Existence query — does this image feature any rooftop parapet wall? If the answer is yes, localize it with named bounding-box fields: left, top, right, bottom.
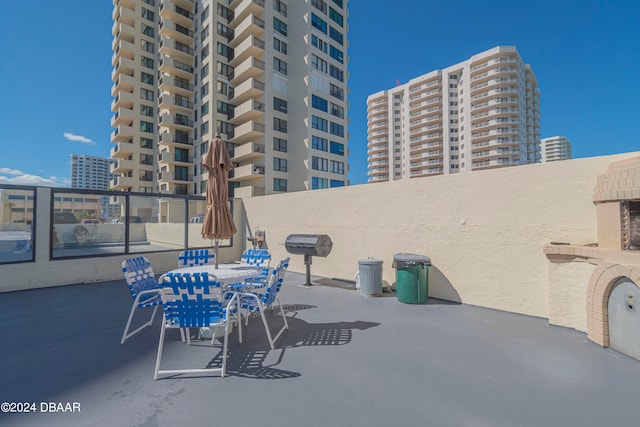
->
left=243, top=152, right=640, bottom=321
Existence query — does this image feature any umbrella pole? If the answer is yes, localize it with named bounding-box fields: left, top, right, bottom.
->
left=214, top=239, right=219, bottom=269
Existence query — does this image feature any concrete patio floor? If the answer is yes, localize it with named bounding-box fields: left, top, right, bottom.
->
left=1, top=272, right=640, bottom=427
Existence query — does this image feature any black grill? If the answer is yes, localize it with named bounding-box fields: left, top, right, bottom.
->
left=284, top=234, right=333, bottom=286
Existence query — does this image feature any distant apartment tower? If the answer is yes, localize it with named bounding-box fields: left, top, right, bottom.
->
left=110, top=0, right=349, bottom=198
left=70, top=154, right=120, bottom=220
left=70, top=154, right=117, bottom=190
left=367, top=46, right=540, bottom=182
left=541, top=136, right=572, bottom=162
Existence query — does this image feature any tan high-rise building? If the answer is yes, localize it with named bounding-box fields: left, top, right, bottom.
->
left=110, top=0, right=349, bottom=197
left=367, top=46, right=540, bottom=183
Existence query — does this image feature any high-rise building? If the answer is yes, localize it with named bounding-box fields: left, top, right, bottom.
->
left=541, top=136, right=572, bottom=162
left=70, top=154, right=117, bottom=190
left=367, top=46, right=540, bottom=183
left=70, top=154, right=120, bottom=220
left=110, top=0, right=349, bottom=198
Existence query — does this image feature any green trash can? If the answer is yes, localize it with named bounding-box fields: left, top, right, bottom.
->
left=393, top=253, right=431, bottom=304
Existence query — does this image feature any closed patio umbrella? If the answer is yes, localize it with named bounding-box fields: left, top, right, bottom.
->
left=202, top=133, right=237, bottom=268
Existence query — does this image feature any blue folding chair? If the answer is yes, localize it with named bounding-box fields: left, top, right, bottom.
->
left=240, top=257, right=290, bottom=349
left=121, top=257, right=162, bottom=344
left=154, top=272, right=238, bottom=379
left=238, top=248, right=271, bottom=290
left=177, top=249, right=215, bottom=268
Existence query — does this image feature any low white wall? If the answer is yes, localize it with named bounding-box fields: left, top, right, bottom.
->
left=243, top=152, right=640, bottom=321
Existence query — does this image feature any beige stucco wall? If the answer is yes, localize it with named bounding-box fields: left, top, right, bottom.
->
left=243, top=152, right=640, bottom=322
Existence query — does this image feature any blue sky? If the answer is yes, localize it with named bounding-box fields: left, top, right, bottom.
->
left=0, top=0, right=638, bottom=187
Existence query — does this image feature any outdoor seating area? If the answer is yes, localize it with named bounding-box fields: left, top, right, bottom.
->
left=2, top=270, right=640, bottom=427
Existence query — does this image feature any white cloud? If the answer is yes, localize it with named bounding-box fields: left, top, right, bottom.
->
left=0, top=171, right=66, bottom=187
left=0, top=168, right=23, bottom=175
left=63, top=132, right=96, bottom=146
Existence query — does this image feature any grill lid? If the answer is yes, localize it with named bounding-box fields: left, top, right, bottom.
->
left=285, top=234, right=333, bottom=257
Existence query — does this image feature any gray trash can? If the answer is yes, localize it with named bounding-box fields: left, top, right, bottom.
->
left=358, top=258, right=383, bottom=296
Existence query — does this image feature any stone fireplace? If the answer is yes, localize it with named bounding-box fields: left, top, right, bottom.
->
left=545, top=156, right=640, bottom=359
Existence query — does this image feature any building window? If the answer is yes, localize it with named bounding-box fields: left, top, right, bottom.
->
left=274, top=178, right=287, bottom=192
left=201, top=121, right=209, bottom=135
left=274, top=117, right=288, bottom=133
left=201, top=63, right=209, bottom=78
left=141, top=56, right=154, bottom=69
left=140, top=104, right=154, bottom=117
left=312, top=95, right=328, bottom=112
left=201, top=102, right=209, bottom=115
left=274, top=57, right=287, bottom=75
left=273, top=137, right=287, bottom=152
left=140, top=153, right=153, bottom=165
left=140, top=137, right=153, bottom=149
left=330, top=160, right=344, bottom=174
left=273, top=37, right=287, bottom=54
left=311, top=35, right=327, bottom=53
left=201, top=25, right=210, bottom=40
left=274, top=97, right=288, bottom=113
left=140, top=170, right=153, bottom=181
left=329, top=45, right=343, bottom=64
left=329, top=26, right=343, bottom=45
left=312, top=177, right=328, bottom=189
left=273, top=157, right=288, bottom=172
left=330, top=103, right=344, bottom=119
left=329, top=65, right=343, bottom=82
left=141, top=8, right=154, bottom=22
left=330, top=122, right=344, bottom=137
left=312, top=115, right=328, bottom=132
left=330, top=83, right=344, bottom=100
left=217, top=61, right=233, bottom=78
left=329, top=7, right=343, bottom=27
left=312, top=136, right=328, bottom=151
left=140, top=88, right=154, bottom=101
left=274, top=17, right=287, bottom=36
left=330, top=179, right=344, bottom=187
left=312, top=156, right=328, bottom=171
left=330, top=141, right=344, bottom=155
left=217, top=42, right=233, bottom=61
left=140, top=121, right=153, bottom=133
left=175, top=166, right=189, bottom=181
left=141, top=40, right=154, bottom=53
left=140, top=72, right=154, bottom=85
left=274, top=0, right=287, bottom=16
left=311, top=0, right=327, bottom=14
left=311, top=54, right=327, bottom=73
left=201, top=83, right=209, bottom=97
left=311, top=13, right=327, bottom=34
left=331, top=0, right=343, bottom=8
left=201, top=44, right=210, bottom=60
left=141, top=23, right=154, bottom=37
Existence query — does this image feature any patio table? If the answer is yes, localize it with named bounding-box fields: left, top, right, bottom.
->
left=166, top=263, right=262, bottom=285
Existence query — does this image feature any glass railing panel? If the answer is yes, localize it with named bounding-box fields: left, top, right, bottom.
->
left=0, top=186, right=35, bottom=264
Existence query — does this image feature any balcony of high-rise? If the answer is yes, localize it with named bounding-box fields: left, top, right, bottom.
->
left=231, top=141, right=265, bottom=163
left=229, top=56, right=265, bottom=85
left=230, top=0, right=265, bottom=27
left=159, top=76, right=193, bottom=96
left=230, top=120, right=265, bottom=144
left=159, top=19, right=194, bottom=45
left=110, top=124, right=135, bottom=144
left=229, top=36, right=265, bottom=68
left=110, top=158, right=135, bottom=175
left=159, top=2, right=195, bottom=27
left=159, top=37, right=194, bottom=63
left=229, top=77, right=265, bottom=104
left=230, top=12, right=265, bottom=45
left=158, top=131, right=193, bottom=148
left=230, top=163, right=265, bottom=182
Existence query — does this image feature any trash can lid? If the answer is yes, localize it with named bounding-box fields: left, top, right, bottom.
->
left=393, top=253, right=431, bottom=266
left=358, top=257, right=383, bottom=265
